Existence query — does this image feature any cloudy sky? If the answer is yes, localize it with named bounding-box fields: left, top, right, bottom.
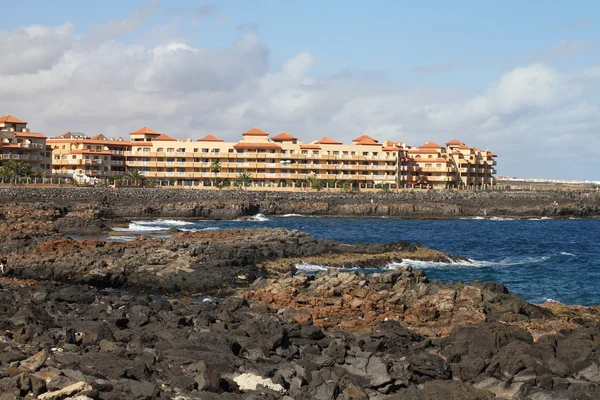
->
left=1, top=0, right=599, bottom=180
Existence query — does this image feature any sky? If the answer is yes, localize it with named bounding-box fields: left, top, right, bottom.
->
left=1, top=0, right=599, bottom=180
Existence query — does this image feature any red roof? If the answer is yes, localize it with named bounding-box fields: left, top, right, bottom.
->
left=243, top=127, right=269, bottom=136
left=383, top=147, right=401, bottom=152
left=300, top=144, right=321, bottom=150
left=0, top=115, right=26, bottom=124
left=487, top=152, right=497, bottom=157
left=458, top=144, right=471, bottom=150
left=445, top=138, right=462, bottom=146
left=356, top=137, right=382, bottom=146
left=131, top=127, right=160, bottom=135
left=352, top=134, right=378, bottom=143
left=233, top=142, right=281, bottom=149
left=419, top=141, right=443, bottom=149
left=15, top=132, right=47, bottom=139
left=408, top=149, right=439, bottom=154
left=152, top=133, right=177, bottom=141
left=197, top=134, right=224, bottom=142
left=316, top=136, right=343, bottom=145
left=90, top=133, right=108, bottom=140
left=271, top=132, right=298, bottom=141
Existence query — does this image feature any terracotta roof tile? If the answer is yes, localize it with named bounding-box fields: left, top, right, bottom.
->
left=356, top=137, right=382, bottom=146
left=352, top=134, right=378, bottom=143
left=15, top=132, right=47, bottom=139
left=233, top=142, right=281, bottom=149
left=271, top=132, right=298, bottom=141
left=0, top=115, right=27, bottom=124
left=445, top=138, right=462, bottom=146
left=243, top=127, right=269, bottom=136
left=315, top=136, right=343, bottom=145
left=131, top=127, right=160, bottom=135
left=197, top=134, right=224, bottom=142
left=419, top=141, right=443, bottom=149
left=152, top=133, right=178, bottom=141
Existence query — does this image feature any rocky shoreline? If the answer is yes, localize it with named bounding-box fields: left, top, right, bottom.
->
left=1, top=201, right=600, bottom=399
left=1, top=186, right=599, bottom=220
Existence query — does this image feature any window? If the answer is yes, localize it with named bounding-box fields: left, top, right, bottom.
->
left=363, top=152, right=368, bottom=156
left=202, top=148, right=209, bottom=152
left=157, top=148, right=164, bottom=152
left=425, top=163, right=432, bottom=168
left=193, top=148, right=199, bottom=152
left=167, top=148, right=174, bottom=152
left=436, top=164, right=442, bottom=167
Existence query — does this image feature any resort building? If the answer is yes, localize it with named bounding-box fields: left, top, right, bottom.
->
left=0, top=115, right=52, bottom=175
left=48, top=131, right=146, bottom=178
left=48, top=126, right=497, bottom=190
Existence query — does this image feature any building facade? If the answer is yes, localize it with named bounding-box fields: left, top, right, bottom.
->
left=0, top=115, right=52, bottom=175
left=49, top=131, right=147, bottom=178
left=48, top=126, right=496, bottom=189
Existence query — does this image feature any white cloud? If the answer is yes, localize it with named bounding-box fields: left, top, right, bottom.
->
left=0, top=9, right=598, bottom=180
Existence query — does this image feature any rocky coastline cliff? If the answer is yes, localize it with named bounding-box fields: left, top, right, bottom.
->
left=0, top=186, right=599, bottom=222
left=1, top=199, right=600, bottom=399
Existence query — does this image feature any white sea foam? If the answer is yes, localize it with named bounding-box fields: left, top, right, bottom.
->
left=559, top=251, right=576, bottom=257
left=489, top=216, right=515, bottom=221
left=386, top=258, right=486, bottom=270
left=179, top=227, right=220, bottom=232
left=280, top=214, right=305, bottom=217
left=244, top=213, right=270, bottom=221
left=113, top=223, right=170, bottom=232
left=389, top=254, right=551, bottom=270
left=529, top=217, right=552, bottom=220
left=106, top=236, right=137, bottom=242
left=135, top=219, right=195, bottom=226
left=544, top=298, right=560, bottom=303
left=295, top=262, right=329, bottom=272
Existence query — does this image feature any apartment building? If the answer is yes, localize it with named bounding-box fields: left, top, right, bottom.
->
left=0, top=115, right=51, bottom=175
left=45, top=124, right=496, bottom=189
left=48, top=131, right=146, bottom=178
left=123, top=127, right=496, bottom=189
left=406, top=139, right=497, bottom=188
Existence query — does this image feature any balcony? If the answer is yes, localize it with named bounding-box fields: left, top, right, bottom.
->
left=487, top=160, right=497, bottom=166
left=178, top=162, right=186, bottom=166
left=177, top=152, right=187, bottom=156
left=111, top=150, right=124, bottom=155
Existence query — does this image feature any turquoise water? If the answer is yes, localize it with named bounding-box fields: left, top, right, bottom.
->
left=108, top=215, right=600, bottom=306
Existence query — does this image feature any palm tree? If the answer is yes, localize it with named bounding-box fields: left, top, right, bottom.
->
left=123, top=168, right=145, bottom=186
left=305, top=175, right=323, bottom=191
left=0, top=160, right=37, bottom=183
left=210, top=160, right=221, bottom=187
left=235, top=173, right=252, bottom=189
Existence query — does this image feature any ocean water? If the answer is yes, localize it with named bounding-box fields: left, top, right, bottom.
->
left=106, top=215, right=600, bottom=306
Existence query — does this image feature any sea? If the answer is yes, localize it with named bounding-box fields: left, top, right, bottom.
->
left=97, top=215, right=600, bottom=306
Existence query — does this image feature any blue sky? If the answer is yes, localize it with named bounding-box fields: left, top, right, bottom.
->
left=1, top=0, right=599, bottom=179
